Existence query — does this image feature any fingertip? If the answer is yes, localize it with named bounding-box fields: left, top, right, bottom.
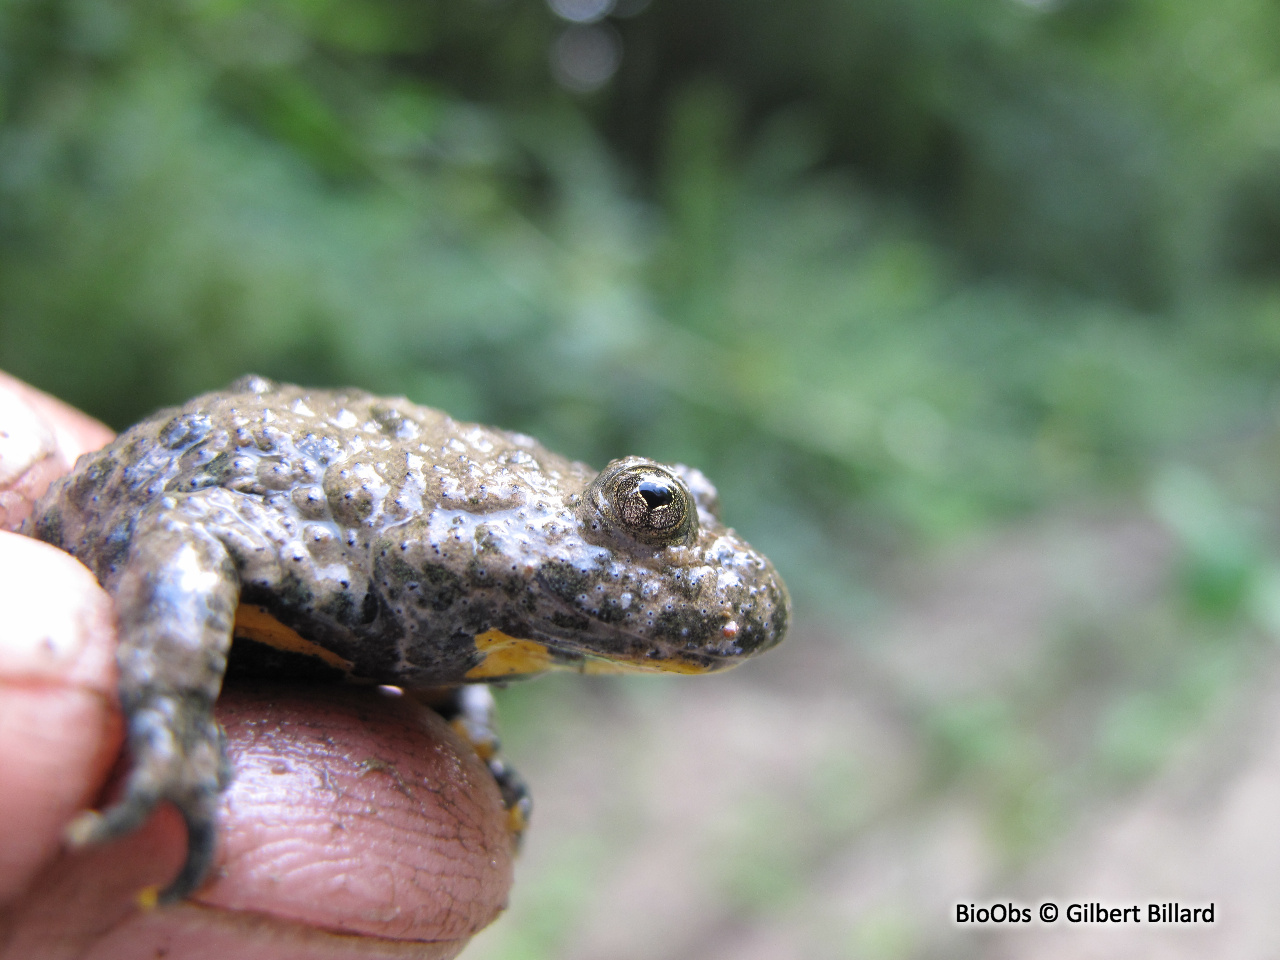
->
left=200, top=683, right=516, bottom=943
left=0, top=532, right=118, bottom=691
left=0, top=370, right=114, bottom=465
left=0, top=686, right=518, bottom=958
left=0, top=371, right=113, bottom=531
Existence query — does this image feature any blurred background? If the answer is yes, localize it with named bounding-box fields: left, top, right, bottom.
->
left=4, top=0, right=1280, bottom=955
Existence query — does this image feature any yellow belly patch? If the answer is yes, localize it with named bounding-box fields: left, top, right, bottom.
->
left=462, top=626, right=727, bottom=679
left=465, top=629, right=555, bottom=679
left=464, top=627, right=718, bottom=678
left=233, top=604, right=355, bottom=673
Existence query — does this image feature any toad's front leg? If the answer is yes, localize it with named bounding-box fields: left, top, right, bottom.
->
left=66, top=506, right=240, bottom=904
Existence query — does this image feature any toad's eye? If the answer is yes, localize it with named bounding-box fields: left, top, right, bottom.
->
left=584, top=460, right=696, bottom=547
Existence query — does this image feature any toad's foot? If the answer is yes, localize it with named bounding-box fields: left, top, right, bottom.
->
left=64, top=505, right=240, bottom=901
left=445, top=685, right=532, bottom=841
left=65, top=692, right=231, bottom=904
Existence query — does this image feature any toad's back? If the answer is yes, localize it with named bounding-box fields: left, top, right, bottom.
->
left=31, top=376, right=617, bottom=686
left=43, top=376, right=586, bottom=525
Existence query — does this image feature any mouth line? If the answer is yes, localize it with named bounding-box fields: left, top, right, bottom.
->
left=563, top=647, right=724, bottom=676
left=537, top=635, right=733, bottom=675
left=531, top=575, right=742, bottom=673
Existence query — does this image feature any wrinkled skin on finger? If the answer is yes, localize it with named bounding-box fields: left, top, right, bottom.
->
left=0, top=373, right=515, bottom=960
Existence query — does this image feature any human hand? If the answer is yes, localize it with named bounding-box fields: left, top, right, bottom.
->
left=0, top=373, right=514, bottom=960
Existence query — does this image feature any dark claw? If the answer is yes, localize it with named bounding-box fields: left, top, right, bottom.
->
left=159, top=810, right=220, bottom=904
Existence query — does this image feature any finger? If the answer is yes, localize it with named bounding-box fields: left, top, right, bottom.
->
left=0, top=532, right=122, bottom=903
left=206, top=683, right=515, bottom=941
left=0, top=371, right=114, bottom=464
left=0, top=371, right=114, bottom=531
left=0, top=683, right=515, bottom=960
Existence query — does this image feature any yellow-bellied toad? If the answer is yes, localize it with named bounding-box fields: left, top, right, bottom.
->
left=24, top=376, right=789, bottom=902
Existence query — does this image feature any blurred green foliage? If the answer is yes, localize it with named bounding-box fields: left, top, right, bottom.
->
left=5, top=0, right=1280, bottom=612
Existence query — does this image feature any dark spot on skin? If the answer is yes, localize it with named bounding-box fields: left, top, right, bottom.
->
left=360, top=589, right=380, bottom=624
left=419, top=568, right=465, bottom=611
left=320, top=587, right=359, bottom=624
left=68, top=459, right=113, bottom=510
left=159, top=414, right=213, bottom=451
left=186, top=451, right=237, bottom=491
left=381, top=555, right=464, bottom=612
left=594, top=599, right=628, bottom=625
left=467, top=559, right=498, bottom=590
left=652, top=606, right=720, bottom=646
left=248, top=573, right=315, bottom=611
left=100, top=516, right=136, bottom=572
left=550, top=610, right=591, bottom=632
left=537, top=560, right=596, bottom=605
left=32, top=505, right=62, bottom=546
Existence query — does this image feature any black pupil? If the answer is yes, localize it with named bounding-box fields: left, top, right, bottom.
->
left=637, top=479, right=674, bottom=510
